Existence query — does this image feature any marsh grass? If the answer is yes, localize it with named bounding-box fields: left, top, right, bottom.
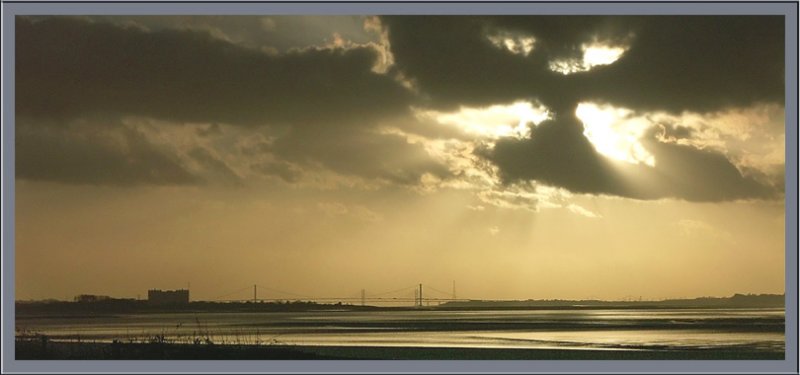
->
left=21, top=315, right=271, bottom=344
left=15, top=317, right=313, bottom=360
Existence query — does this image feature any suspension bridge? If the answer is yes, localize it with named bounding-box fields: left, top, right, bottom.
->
left=205, top=282, right=468, bottom=307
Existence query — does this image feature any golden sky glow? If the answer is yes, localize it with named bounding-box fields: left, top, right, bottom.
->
left=576, top=102, right=656, bottom=166
left=415, top=101, right=550, bottom=140
left=14, top=16, right=786, bottom=302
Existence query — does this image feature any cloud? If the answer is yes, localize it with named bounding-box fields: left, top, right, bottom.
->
left=196, top=123, right=223, bottom=137
left=649, top=104, right=786, bottom=183
left=259, top=17, right=277, bottom=32
left=15, top=118, right=198, bottom=186
left=252, top=160, right=303, bottom=183
left=486, top=29, right=536, bottom=57
left=567, top=204, right=602, bottom=219
left=482, top=108, right=780, bottom=202
left=351, top=205, right=384, bottom=222
left=269, top=127, right=452, bottom=186
left=581, top=17, right=784, bottom=113
left=16, top=17, right=449, bottom=187
left=413, top=101, right=550, bottom=140
left=481, top=111, right=631, bottom=197
left=381, top=16, right=783, bottom=114
left=380, top=16, right=557, bottom=110
left=16, top=17, right=411, bottom=127
left=63, top=15, right=380, bottom=56
left=318, top=202, right=349, bottom=216
left=378, top=16, right=784, bottom=202
left=14, top=16, right=785, bottom=205
left=475, top=182, right=564, bottom=212
left=633, top=131, right=780, bottom=201
left=187, top=147, right=243, bottom=186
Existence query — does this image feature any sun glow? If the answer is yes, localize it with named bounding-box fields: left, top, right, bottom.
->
left=416, top=101, right=550, bottom=140
left=575, top=103, right=655, bottom=167
left=583, top=43, right=626, bottom=66
left=549, top=42, right=628, bottom=75
left=486, top=31, right=536, bottom=56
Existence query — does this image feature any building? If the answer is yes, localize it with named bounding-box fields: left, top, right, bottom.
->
left=74, top=294, right=111, bottom=303
left=147, top=289, right=190, bottom=305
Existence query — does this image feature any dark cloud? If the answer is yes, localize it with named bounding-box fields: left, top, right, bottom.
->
left=15, top=17, right=439, bottom=187
left=383, top=16, right=784, bottom=201
left=380, top=16, right=552, bottom=110
left=80, top=15, right=377, bottom=53
left=15, top=16, right=784, bottom=202
left=487, top=16, right=635, bottom=58
left=16, top=16, right=411, bottom=127
left=581, top=16, right=784, bottom=113
left=381, top=16, right=783, bottom=113
left=380, top=16, right=647, bottom=113
left=481, top=112, right=630, bottom=196
left=15, top=119, right=198, bottom=186
left=484, top=110, right=781, bottom=201
left=635, top=132, right=779, bottom=201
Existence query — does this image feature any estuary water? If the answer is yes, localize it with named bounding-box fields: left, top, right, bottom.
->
left=16, top=308, right=784, bottom=353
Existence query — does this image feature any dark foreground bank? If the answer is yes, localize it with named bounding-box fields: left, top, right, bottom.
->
left=16, top=340, right=784, bottom=360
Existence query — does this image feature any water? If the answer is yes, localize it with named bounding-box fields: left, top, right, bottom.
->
left=16, top=308, right=784, bottom=352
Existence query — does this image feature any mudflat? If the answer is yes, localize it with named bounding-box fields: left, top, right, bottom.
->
left=15, top=340, right=785, bottom=360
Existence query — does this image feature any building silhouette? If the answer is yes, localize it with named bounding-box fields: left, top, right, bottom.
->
left=74, top=294, right=111, bottom=303
left=147, top=289, right=189, bottom=305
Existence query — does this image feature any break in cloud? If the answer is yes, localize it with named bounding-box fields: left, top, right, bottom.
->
left=381, top=16, right=783, bottom=112
left=15, top=15, right=785, bottom=207
left=381, top=15, right=784, bottom=202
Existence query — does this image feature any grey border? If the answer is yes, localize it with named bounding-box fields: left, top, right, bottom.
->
left=1, top=2, right=797, bottom=373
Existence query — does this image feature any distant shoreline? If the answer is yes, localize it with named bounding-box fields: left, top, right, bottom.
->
left=15, top=340, right=786, bottom=360
left=15, top=293, right=785, bottom=316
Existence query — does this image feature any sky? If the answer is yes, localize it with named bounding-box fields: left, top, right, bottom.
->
left=14, top=15, right=786, bottom=302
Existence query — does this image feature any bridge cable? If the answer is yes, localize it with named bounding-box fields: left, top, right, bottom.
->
left=365, top=285, right=418, bottom=297
left=255, top=284, right=314, bottom=299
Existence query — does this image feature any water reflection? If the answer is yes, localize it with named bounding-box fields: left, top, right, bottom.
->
left=16, top=308, right=784, bottom=352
